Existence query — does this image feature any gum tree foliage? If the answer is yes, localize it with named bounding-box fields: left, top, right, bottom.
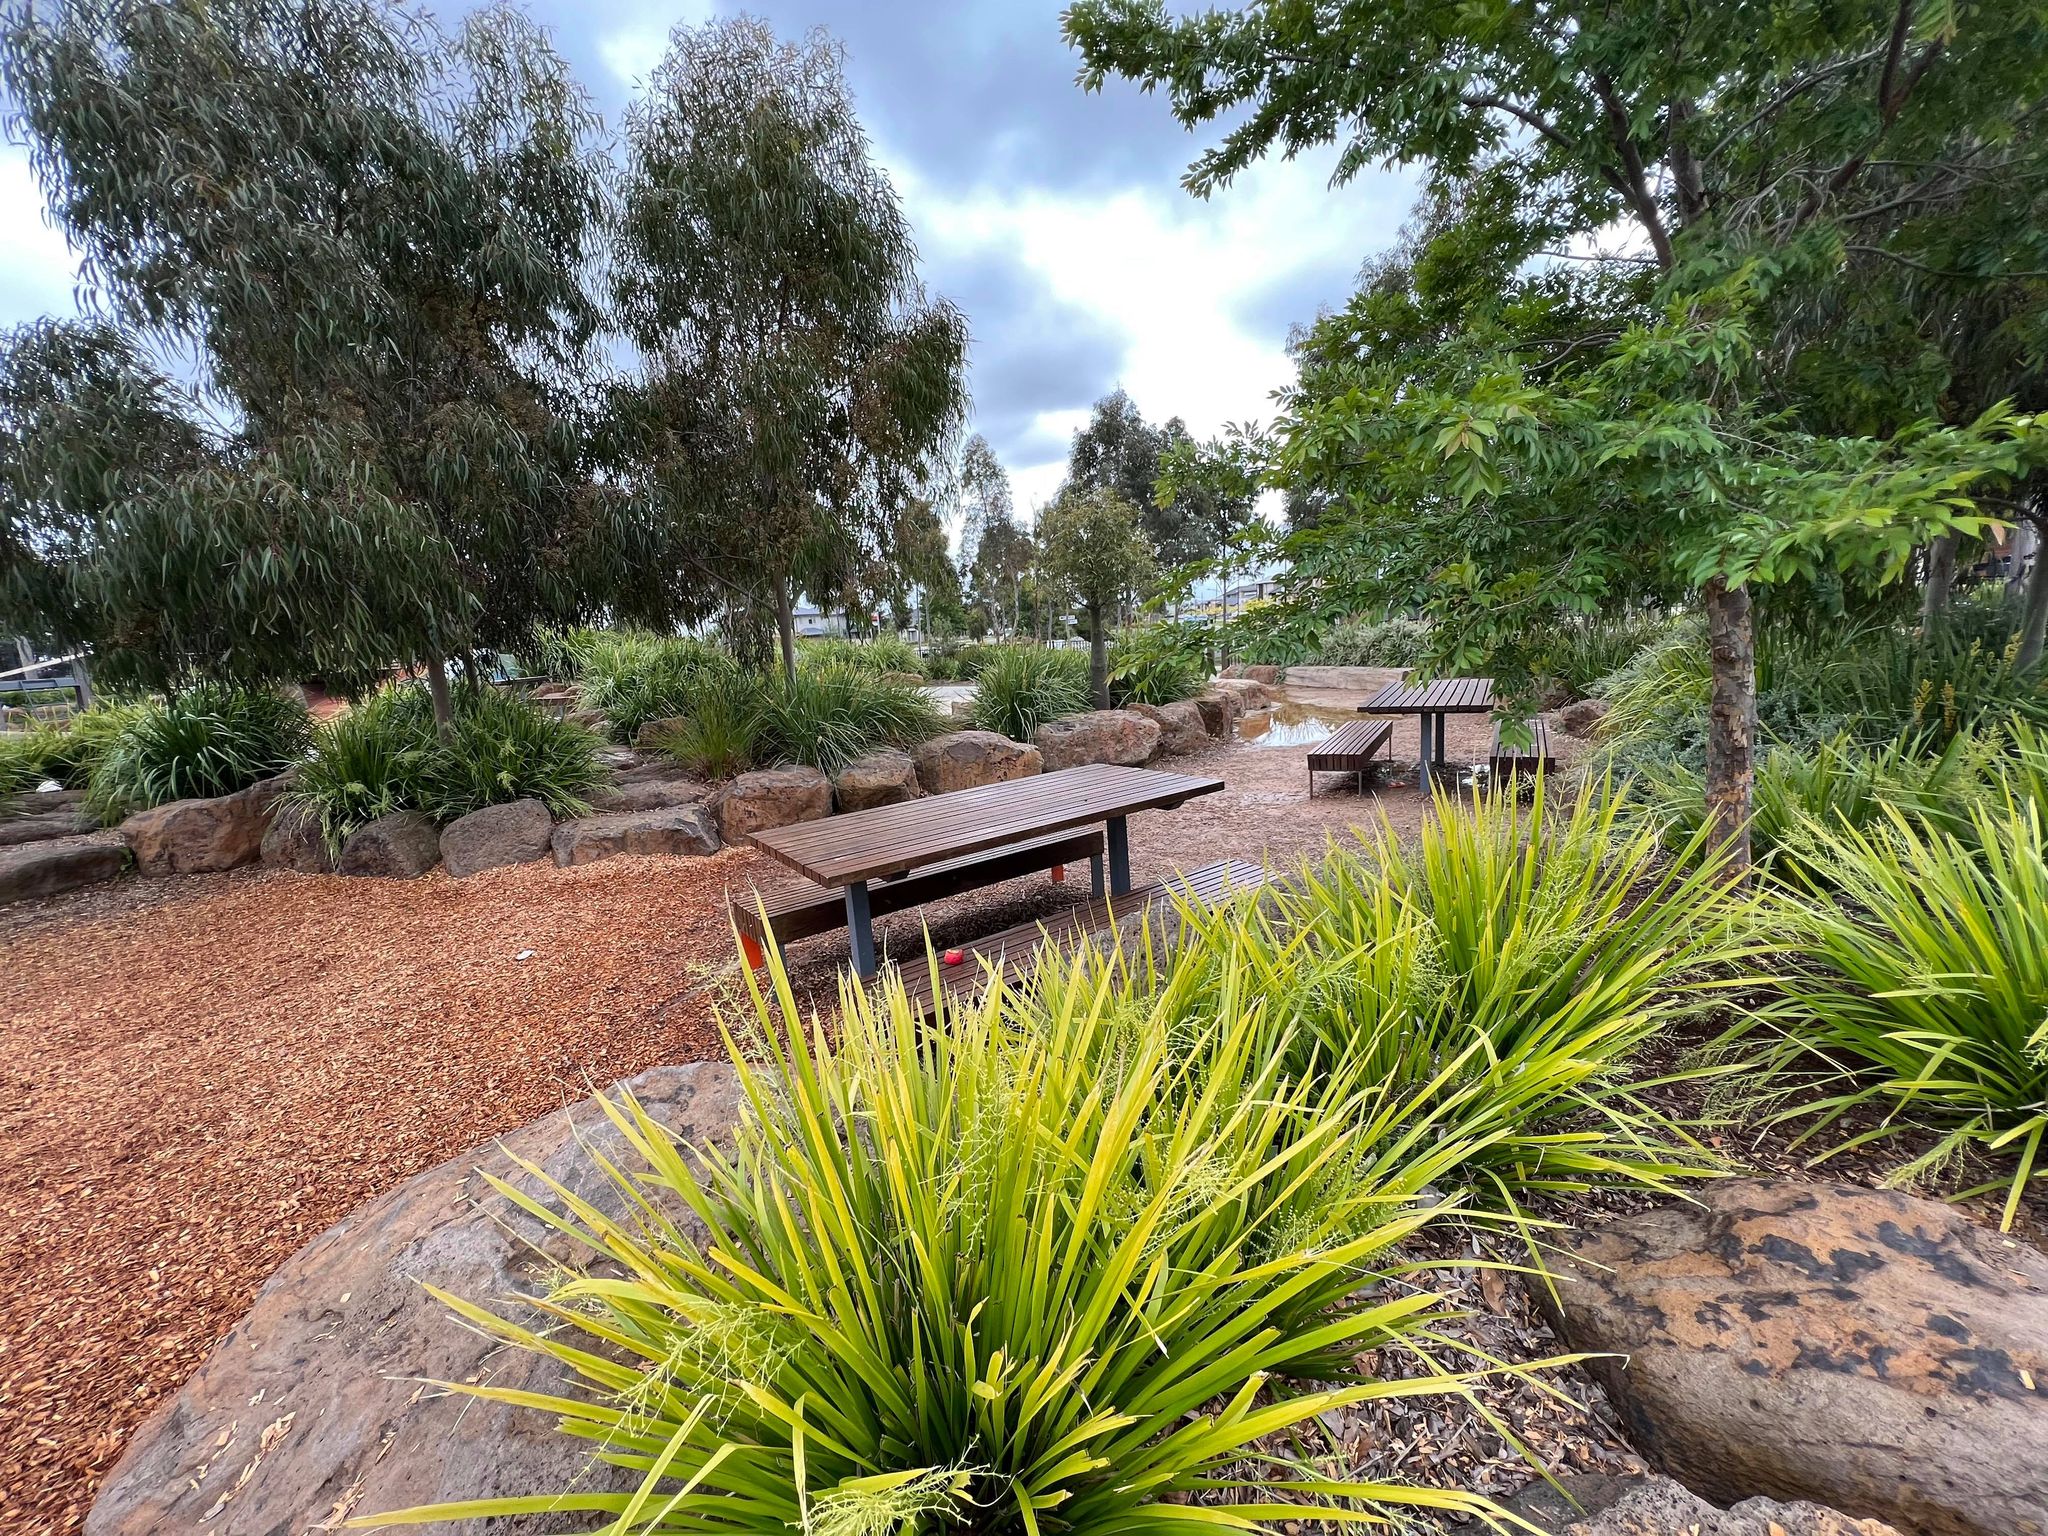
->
left=1066, top=388, right=1234, bottom=570
left=0, top=0, right=627, bottom=725
left=1038, top=486, right=1155, bottom=707
left=956, top=433, right=1032, bottom=636
left=1067, top=0, right=2048, bottom=869
left=609, top=18, right=969, bottom=681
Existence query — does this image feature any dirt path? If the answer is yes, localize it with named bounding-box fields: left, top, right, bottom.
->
left=0, top=689, right=1573, bottom=1532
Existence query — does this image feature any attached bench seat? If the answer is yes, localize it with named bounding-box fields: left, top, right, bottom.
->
left=1306, top=718, right=1393, bottom=795
left=1489, top=718, right=1556, bottom=777
left=731, top=826, right=1106, bottom=965
left=889, top=858, right=1269, bottom=1018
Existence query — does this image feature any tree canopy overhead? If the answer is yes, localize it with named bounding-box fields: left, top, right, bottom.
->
left=1070, top=0, right=2048, bottom=867
left=610, top=16, right=969, bottom=679
left=1, top=0, right=628, bottom=720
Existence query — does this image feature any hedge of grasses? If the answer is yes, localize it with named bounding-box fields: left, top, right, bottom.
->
left=968, top=646, right=1090, bottom=738
left=795, top=634, right=922, bottom=677
left=649, top=666, right=943, bottom=777
left=83, top=687, right=311, bottom=822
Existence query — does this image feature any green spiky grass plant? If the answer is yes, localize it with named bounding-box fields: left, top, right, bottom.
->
left=83, top=686, right=311, bottom=821
left=655, top=671, right=763, bottom=779
left=753, top=667, right=942, bottom=774
left=575, top=633, right=739, bottom=744
left=1012, top=777, right=1764, bottom=1215
left=796, top=635, right=922, bottom=677
left=969, top=645, right=1090, bottom=738
left=413, top=688, right=606, bottom=823
left=1756, top=796, right=2048, bottom=1230
left=283, top=687, right=433, bottom=853
left=359, top=947, right=1541, bottom=1534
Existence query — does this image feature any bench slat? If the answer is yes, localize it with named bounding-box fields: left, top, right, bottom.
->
left=1488, top=718, right=1555, bottom=775
left=732, top=827, right=1105, bottom=946
left=889, top=859, right=1269, bottom=1018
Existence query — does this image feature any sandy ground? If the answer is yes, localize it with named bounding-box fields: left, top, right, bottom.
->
left=0, top=684, right=1549, bottom=1533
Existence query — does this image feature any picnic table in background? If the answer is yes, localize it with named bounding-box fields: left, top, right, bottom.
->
left=1358, top=676, right=1495, bottom=776
left=748, top=761, right=1225, bottom=977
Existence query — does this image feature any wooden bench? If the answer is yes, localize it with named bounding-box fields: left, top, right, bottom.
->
left=1489, top=718, right=1556, bottom=777
left=889, top=858, right=1269, bottom=1018
left=1306, top=718, right=1393, bottom=795
left=732, top=827, right=1105, bottom=968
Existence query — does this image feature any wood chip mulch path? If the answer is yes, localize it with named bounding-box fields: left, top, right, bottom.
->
left=0, top=850, right=760, bottom=1536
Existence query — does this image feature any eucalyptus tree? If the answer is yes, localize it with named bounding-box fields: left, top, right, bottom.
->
left=1066, top=0, right=2048, bottom=868
left=1, top=0, right=624, bottom=725
left=956, top=433, right=1031, bottom=634
left=1038, top=486, right=1155, bottom=706
left=611, top=17, right=969, bottom=681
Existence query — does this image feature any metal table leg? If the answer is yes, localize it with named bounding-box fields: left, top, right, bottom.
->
left=1433, top=712, right=1450, bottom=772
left=1090, top=852, right=1105, bottom=898
left=844, top=880, right=877, bottom=978
left=1417, top=712, right=1436, bottom=770
left=1106, top=815, right=1132, bottom=896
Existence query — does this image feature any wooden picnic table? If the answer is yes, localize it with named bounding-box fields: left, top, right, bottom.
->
left=1358, top=676, right=1495, bottom=774
left=749, top=761, right=1225, bottom=976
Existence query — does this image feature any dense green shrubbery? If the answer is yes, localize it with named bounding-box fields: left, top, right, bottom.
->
left=644, top=665, right=942, bottom=777
left=796, top=634, right=922, bottom=677
left=286, top=685, right=603, bottom=852
left=83, top=686, right=311, bottom=822
left=1108, top=622, right=1209, bottom=706
left=969, top=645, right=1090, bottom=738
left=1532, top=613, right=1668, bottom=701
left=375, top=946, right=1524, bottom=1533
left=571, top=631, right=737, bottom=744
left=1755, top=796, right=2048, bottom=1230
left=1311, top=614, right=1431, bottom=667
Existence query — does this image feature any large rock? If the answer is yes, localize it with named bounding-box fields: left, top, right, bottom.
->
left=832, top=750, right=923, bottom=812
left=911, top=730, right=1042, bottom=795
left=633, top=715, right=688, bottom=750
left=335, top=811, right=442, bottom=878
left=438, top=799, right=553, bottom=878
left=1560, top=697, right=1611, bottom=738
left=86, top=1062, right=745, bottom=1536
left=0, top=806, right=98, bottom=846
left=1190, top=688, right=1244, bottom=740
left=259, top=803, right=334, bottom=874
left=591, top=769, right=709, bottom=813
left=550, top=804, right=721, bottom=865
left=1032, top=709, right=1163, bottom=772
left=715, top=765, right=833, bottom=844
left=1542, top=1180, right=2048, bottom=1536
left=0, top=836, right=126, bottom=903
left=1129, top=699, right=1210, bottom=755
left=1503, top=1474, right=1903, bottom=1535
left=1210, top=676, right=1275, bottom=711
left=120, top=776, right=288, bottom=876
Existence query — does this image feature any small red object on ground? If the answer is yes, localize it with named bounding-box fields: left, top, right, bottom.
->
left=942, top=948, right=965, bottom=966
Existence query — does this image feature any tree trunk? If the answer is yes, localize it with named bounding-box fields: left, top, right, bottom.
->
left=775, top=578, right=798, bottom=683
left=1702, top=576, right=1756, bottom=878
left=2019, top=521, right=2048, bottom=671
left=423, top=648, right=455, bottom=737
left=1086, top=599, right=1109, bottom=709
left=71, top=649, right=94, bottom=712
left=1921, top=534, right=1956, bottom=632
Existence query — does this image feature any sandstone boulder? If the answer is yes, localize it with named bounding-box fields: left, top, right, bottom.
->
left=120, top=776, right=289, bottom=876
left=438, top=799, right=553, bottom=878
left=633, top=715, right=688, bottom=749
left=1559, top=697, right=1611, bottom=738
left=1129, top=699, right=1210, bottom=755
left=0, top=836, right=126, bottom=903
left=1190, top=688, right=1243, bottom=740
left=550, top=804, right=721, bottom=865
left=590, top=772, right=709, bottom=813
left=1211, top=676, right=1275, bottom=711
left=259, top=804, right=334, bottom=874
left=1503, top=1474, right=1903, bottom=1535
left=911, top=730, right=1042, bottom=795
left=832, top=750, right=923, bottom=812
left=1542, top=1180, right=2048, bottom=1536
left=1033, top=709, right=1163, bottom=771
left=715, top=765, right=833, bottom=844
left=336, top=811, right=442, bottom=878
left=85, top=1062, right=744, bottom=1536
left=0, top=806, right=98, bottom=846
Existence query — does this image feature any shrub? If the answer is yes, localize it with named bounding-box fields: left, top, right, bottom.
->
left=969, top=646, right=1090, bottom=738
left=368, top=950, right=1513, bottom=1532
left=1756, top=798, right=2048, bottom=1230
left=753, top=666, right=941, bottom=774
left=574, top=632, right=737, bottom=744
left=84, top=686, right=311, bottom=822
left=1312, top=614, right=1431, bottom=667
left=0, top=730, right=52, bottom=796
left=1108, top=623, right=1208, bottom=706
left=413, top=688, right=605, bottom=823
left=797, top=634, right=922, bottom=677
left=1015, top=778, right=1759, bottom=1213
left=283, top=687, right=433, bottom=853
left=1532, top=613, right=1668, bottom=701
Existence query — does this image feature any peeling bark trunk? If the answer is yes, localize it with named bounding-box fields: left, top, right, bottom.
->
left=774, top=579, right=798, bottom=684
left=1702, top=576, right=1756, bottom=878
left=1921, top=533, right=1956, bottom=632
left=2019, top=524, right=2048, bottom=672
left=422, top=648, right=455, bottom=737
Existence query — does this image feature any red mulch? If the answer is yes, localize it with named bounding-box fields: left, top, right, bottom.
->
left=0, top=850, right=760, bottom=1535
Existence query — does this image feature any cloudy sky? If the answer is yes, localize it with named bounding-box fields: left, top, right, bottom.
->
left=0, top=0, right=1418, bottom=516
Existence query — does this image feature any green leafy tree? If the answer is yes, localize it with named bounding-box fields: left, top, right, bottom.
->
left=1067, top=0, right=2048, bottom=868
left=2, top=0, right=624, bottom=728
left=610, top=17, right=969, bottom=682
left=1067, top=389, right=1233, bottom=570
left=956, top=432, right=1032, bottom=635
left=1038, top=486, right=1155, bottom=706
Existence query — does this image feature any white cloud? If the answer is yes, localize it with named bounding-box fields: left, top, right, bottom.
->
left=0, top=148, right=86, bottom=325
left=596, top=0, right=714, bottom=91
left=893, top=145, right=1415, bottom=502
